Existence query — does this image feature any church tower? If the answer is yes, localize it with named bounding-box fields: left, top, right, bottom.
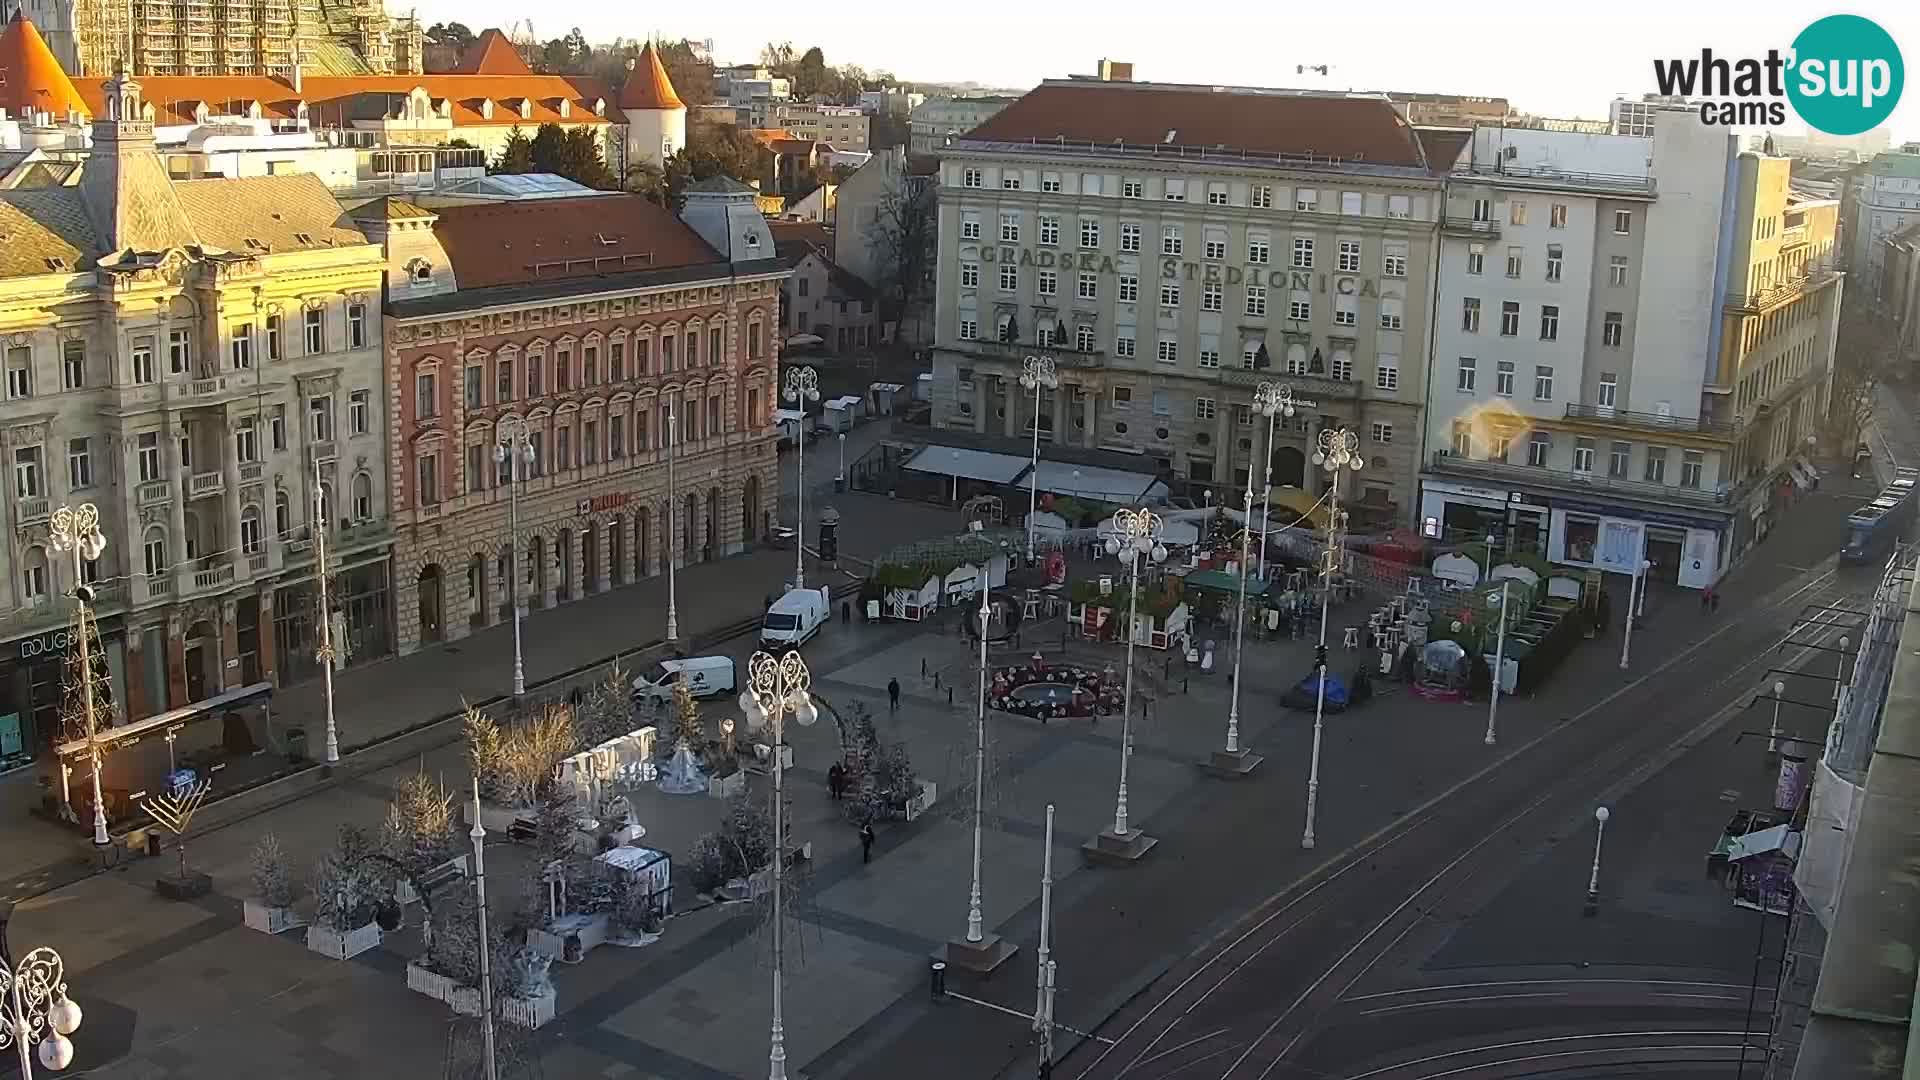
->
left=620, top=41, right=686, bottom=173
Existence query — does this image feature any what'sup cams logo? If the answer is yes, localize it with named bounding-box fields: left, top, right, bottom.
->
left=1651, top=14, right=1903, bottom=135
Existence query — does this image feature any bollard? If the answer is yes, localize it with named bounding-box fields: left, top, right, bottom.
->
left=1183, top=675, right=1190, bottom=694
left=922, top=657, right=928, bottom=677
left=930, top=961, right=948, bottom=999
left=934, top=672, right=941, bottom=690
left=948, top=686, right=954, bottom=705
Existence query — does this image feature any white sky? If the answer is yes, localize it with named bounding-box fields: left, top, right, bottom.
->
left=415, top=0, right=1920, bottom=144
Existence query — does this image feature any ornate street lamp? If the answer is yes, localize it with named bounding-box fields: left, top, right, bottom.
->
left=0, top=905, right=86, bottom=1075
left=48, top=504, right=109, bottom=846
left=1301, top=427, right=1361, bottom=850
left=1089, top=507, right=1166, bottom=862
left=1251, top=382, right=1309, bottom=578
left=1020, top=355, right=1058, bottom=564
left=783, top=368, right=821, bottom=590
left=494, top=420, right=537, bottom=697
left=1207, top=488, right=1264, bottom=777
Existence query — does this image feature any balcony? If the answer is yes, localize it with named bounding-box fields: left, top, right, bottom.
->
left=1724, top=267, right=1841, bottom=313
left=1780, top=223, right=1809, bottom=249
left=188, top=471, right=224, bottom=498
left=163, top=373, right=249, bottom=406
left=1561, top=403, right=1737, bottom=437
left=188, top=558, right=235, bottom=592
left=248, top=552, right=269, bottom=575
left=1216, top=368, right=1361, bottom=400
left=15, top=496, right=49, bottom=525
left=240, top=463, right=264, bottom=484
left=309, top=441, right=337, bottom=464
left=1441, top=216, right=1501, bottom=239
left=948, top=339, right=1105, bottom=370
left=146, top=573, right=174, bottom=599
left=1428, top=450, right=1735, bottom=510
left=137, top=480, right=172, bottom=507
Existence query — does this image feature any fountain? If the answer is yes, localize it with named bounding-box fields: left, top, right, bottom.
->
left=655, top=743, right=709, bottom=795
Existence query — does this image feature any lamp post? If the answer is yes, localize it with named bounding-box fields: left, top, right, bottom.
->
left=836, top=432, right=846, bottom=492
left=946, top=588, right=1015, bottom=970
left=1208, top=488, right=1263, bottom=776
left=0, top=905, right=86, bottom=1076
left=1021, top=355, right=1058, bottom=564
left=1484, top=580, right=1509, bottom=747
left=310, top=463, right=340, bottom=763
left=494, top=420, right=536, bottom=697
left=1768, top=680, right=1786, bottom=754
left=1583, top=805, right=1610, bottom=916
left=1251, top=382, right=1304, bottom=579
left=784, top=367, right=820, bottom=589
left=1092, top=507, right=1166, bottom=861
left=467, top=780, right=498, bottom=1080
left=1833, top=636, right=1850, bottom=702
left=1618, top=557, right=1650, bottom=671
left=1302, top=427, right=1362, bottom=851
left=48, top=504, right=109, bottom=847
left=1033, top=802, right=1057, bottom=1077
left=666, top=399, right=679, bottom=646
left=740, top=650, right=820, bottom=1080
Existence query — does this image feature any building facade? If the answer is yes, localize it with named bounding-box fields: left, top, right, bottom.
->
left=1845, top=148, right=1920, bottom=291
left=928, top=80, right=1444, bottom=520
left=1386, top=92, right=1510, bottom=128
left=1881, top=223, right=1920, bottom=358
left=0, top=67, right=391, bottom=767
left=3, top=0, right=423, bottom=78
left=747, top=100, right=868, bottom=151
left=908, top=96, right=1015, bottom=156
left=379, top=183, right=786, bottom=656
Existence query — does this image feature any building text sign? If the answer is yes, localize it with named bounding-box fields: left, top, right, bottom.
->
left=963, top=244, right=1381, bottom=295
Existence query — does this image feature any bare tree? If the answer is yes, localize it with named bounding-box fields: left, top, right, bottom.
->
left=866, top=170, right=937, bottom=337
left=1827, top=295, right=1900, bottom=457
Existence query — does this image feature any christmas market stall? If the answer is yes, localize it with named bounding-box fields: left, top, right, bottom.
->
left=865, top=532, right=1026, bottom=622
left=1066, top=577, right=1190, bottom=650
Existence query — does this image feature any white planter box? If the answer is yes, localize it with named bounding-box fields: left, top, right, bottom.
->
left=407, top=962, right=459, bottom=1004
left=708, top=770, right=745, bottom=799
left=243, top=900, right=302, bottom=935
left=448, top=985, right=483, bottom=1017
left=905, top=779, right=938, bottom=822
left=527, top=912, right=611, bottom=963
left=306, top=921, right=381, bottom=960
left=500, top=988, right=557, bottom=1030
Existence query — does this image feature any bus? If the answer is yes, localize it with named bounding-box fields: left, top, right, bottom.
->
left=1841, top=468, right=1920, bottom=564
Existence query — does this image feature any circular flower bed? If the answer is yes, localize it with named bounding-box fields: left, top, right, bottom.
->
left=988, top=658, right=1123, bottom=721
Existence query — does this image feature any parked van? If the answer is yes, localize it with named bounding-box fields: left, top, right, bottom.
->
left=632, top=656, right=736, bottom=704
left=761, top=587, right=831, bottom=650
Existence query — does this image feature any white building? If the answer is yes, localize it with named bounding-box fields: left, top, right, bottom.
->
left=859, top=88, right=924, bottom=116
left=1606, top=95, right=1695, bottom=137
left=713, top=66, right=790, bottom=106
left=1846, top=148, right=1920, bottom=290
left=909, top=96, right=1016, bottom=156
left=748, top=101, right=868, bottom=151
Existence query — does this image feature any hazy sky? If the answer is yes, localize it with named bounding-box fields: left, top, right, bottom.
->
left=418, top=0, right=1920, bottom=144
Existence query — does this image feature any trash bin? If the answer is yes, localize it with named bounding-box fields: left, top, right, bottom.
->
left=286, top=727, right=309, bottom=763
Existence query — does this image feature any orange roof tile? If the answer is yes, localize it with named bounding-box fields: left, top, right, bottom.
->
left=0, top=15, right=89, bottom=120
left=430, top=194, right=719, bottom=289
left=69, top=72, right=615, bottom=128
left=619, top=42, right=683, bottom=111
left=450, top=29, right=532, bottom=76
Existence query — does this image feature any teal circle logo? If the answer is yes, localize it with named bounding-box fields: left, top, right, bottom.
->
left=1787, top=14, right=1904, bottom=136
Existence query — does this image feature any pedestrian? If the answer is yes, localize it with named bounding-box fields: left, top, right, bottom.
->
left=888, top=677, right=901, bottom=712
left=1700, top=585, right=1712, bottom=613
left=842, top=600, right=851, bottom=624
left=827, top=763, right=843, bottom=801
left=1711, top=588, right=1721, bottom=613
left=860, top=823, right=876, bottom=864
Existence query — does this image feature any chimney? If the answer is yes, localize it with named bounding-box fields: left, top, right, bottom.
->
left=1098, top=59, right=1133, bottom=83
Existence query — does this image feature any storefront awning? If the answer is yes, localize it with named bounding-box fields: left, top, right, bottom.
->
left=1029, top=460, right=1166, bottom=504
left=901, top=446, right=1032, bottom=485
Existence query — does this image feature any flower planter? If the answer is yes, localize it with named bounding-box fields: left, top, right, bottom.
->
left=395, top=853, right=471, bottom=905
left=527, top=912, right=611, bottom=963
left=500, top=988, right=557, bottom=1030
left=243, top=899, right=303, bottom=935
left=407, top=962, right=459, bottom=1004
left=307, top=921, right=381, bottom=960
left=707, top=770, right=745, bottom=799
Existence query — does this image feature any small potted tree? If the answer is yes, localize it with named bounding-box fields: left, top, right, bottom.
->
left=306, top=826, right=387, bottom=960
left=384, top=770, right=466, bottom=905
left=243, top=833, right=302, bottom=934
left=409, top=884, right=481, bottom=1006
left=495, top=944, right=558, bottom=1030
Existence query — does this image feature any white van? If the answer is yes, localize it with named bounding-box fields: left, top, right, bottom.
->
left=632, top=656, right=736, bottom=705
left=761, top=587, right=831, bottom=650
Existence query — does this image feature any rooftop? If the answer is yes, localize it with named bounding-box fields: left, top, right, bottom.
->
left=427, top=193, right=720, bottom=289
left=448, top=29, right=532, bottom=76
left=0, top=14, right=87, bottom=120
left=66, top=71, right=614, bottom=128
left=618, top=42, right=684, bottom=112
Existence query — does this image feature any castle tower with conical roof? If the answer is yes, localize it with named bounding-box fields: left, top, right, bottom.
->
left=0, top=13, right=88, bottom=125
left=620, top=41, right=686, bottom=173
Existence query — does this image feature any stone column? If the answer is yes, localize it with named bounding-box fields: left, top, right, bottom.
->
left=973, top=379, right=987, bottom=432
left=598, top=521, right=614, bottom=591
left=165, top=419, right=189, bottom=591
left=220, top=598, right=242, bottom=691
left=164, top=611, right=188, bottom=709
left=1082, top=389, right=1097, bottom=449
left=257, top=587, right=278, bottom=685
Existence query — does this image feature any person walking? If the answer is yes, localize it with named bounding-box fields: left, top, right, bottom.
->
left=887, top=677, right=901, bottom=712
left=827, top=763, right=844, bottom=801
left=1700, top=585, right=1713, bottom=613
left=860, top=822, right=876, bottom=863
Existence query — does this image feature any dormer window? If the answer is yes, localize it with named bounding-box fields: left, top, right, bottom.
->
left=481, top=99, right=495, bottom=120
left=245, top=100, right=262, bottom=119
left=517, top=98, right=532, bottom=120
left=191, top=101, right=209, bottom=124
left=436, top=98, right=452, bottom=120
left=557, top=99, right=571, bottom=119
left=593, top=98, right=606, bottom=118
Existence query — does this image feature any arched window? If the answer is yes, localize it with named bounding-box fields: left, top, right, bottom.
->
left=240, top=505, right=262, bottom=554
left=275, top=489, right=292, bottom=537
left=143, top=527, right=168, bottom=576
left=20, top=546, right=47, bottom=601
left=352, top=471, right=374, bottom=521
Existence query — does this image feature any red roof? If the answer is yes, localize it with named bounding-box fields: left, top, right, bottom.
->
left=431, top=194, right=721, bottom=289
left=450, top=29, right=532, bottom=76
left=965, top=82, right=1426, bottom=168
left=618, top=42, right=683, bottom=111
left=0, top=15, right=88, bottom=120
left=69, top=71, right=614, bottom=127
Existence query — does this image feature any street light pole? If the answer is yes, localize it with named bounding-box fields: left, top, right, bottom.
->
left=494, top=421, right=536, bottom=697
left=966, top=589, right=988, bottom=943
left=1584, top=805, right=1610, bottom=916
left=1251, top=382, right=1303, bottom=579
left=741, top=651, right=820, bottom=1080
left=836, top=432, right=846, bottom=488
left=1484, top=580, right=1509, bottom=746
left=1302, top=427, right=1362, bottom=851
left=1208, top=488, right=1262, bottom=776
left=666, top=400, right=679, bottom=646
left=1097, top=508, right=1166, bottom=857
left=1618, top=556, right=1649, bottom=671
left=468, top=780, right=497, bottom=1080
left=1833, top=636, right=1850, bottom=701
left=1021, top=355, right=1058, bottom=564
left=1033, top=803, right=1057, bottom=1078
left=311, top=462, right=340, bottom=762
left=48, top=504, right=109, bottom=846
left=1768, top=680, right=1786, bottom=754
left=783, top=368, right=820, bottom=590
left=0, top=906, right=86, bottom=1075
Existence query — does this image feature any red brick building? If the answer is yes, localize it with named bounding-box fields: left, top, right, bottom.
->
left=372, top=185, right=787, bottom=654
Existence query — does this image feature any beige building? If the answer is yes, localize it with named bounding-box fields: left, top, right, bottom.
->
left=0, top=68, right=391, bottom=768
left=4, top=0, right=424, bottom=77
left=929, top=79, right=1446, bottom=521
left=1387, top=92, right=1511, bottom=128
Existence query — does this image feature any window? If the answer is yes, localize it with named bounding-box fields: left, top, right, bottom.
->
left=555, top=425, right=572, bottom=469
left=1251, top=185, right=1273, bottom=209
left=1598, top=372, right=1618, bottom=407
left=1080, top=219, right=1100, bottom=247
left=1198, top=347, right=1220, bottom=369
left=276, top=488, right=294, bottom=535
left=1457, top=356, right=1477, bottom=392
left=1573, top=437, right=1595, bottom=473
left=1338, top=240, right=1361, bottom=273
left=348, top=303, right=367, bottom=349
left=351, top=473, right=373, bottom=520
left=241, top=506, right=262, bottom=554
left=962, top=167, right=982, bottom=188
left=1539, top=305, right=1559, bottom=341
left=1115, top=332, right=1135, bottom=358
left=1471, top=198, right=1493, bottom=222
left=143, top=528, right=167, bottom=576
left=1453, top=425, right=1474, bottom=456
left=1042, top=172, right=1062, bottom=193
left=1462, top=297, right=1481, bottom=332
left=959, top=318, right=978, bottom=340
left=1500, top=301, right=1520, bottom=336
left=1288, top=296, right=1311, bottom=321
left=1330, top=352, right=1352, bottom=381
left=1505, top=247, right=1523, bottom=278
left=1370, top=422, right=1393, bottom=443
left=131, top=336, right=155, bottom=384
left=1160, top=283, right=1181, bottom=308
left=1078, top=273, right=1098, bottom=300
left=1205, top=237, right=1227, bottom=261
left=590, top=343, right=606, bottom=384
left=1002, top=172, right=1021, bottom=190
left=1338, top=191, right=1362, bottom=216
left=528, top=353, right=547, bottom=397
left=997, top=314, right=1016, bottom=342
left=1123, top=178, right=1144, bottom=199
left=410, top=372, right=432, bottom=422
left=137, top=432, right=161, bottom=482
left=5, top=347, right=30, bottom=399
left=1164, top=179, right=1187, bottom=202
left=1609, top=256, right=1628, bottom=286
left=266, top=314, right=282, bottom=360
left=1195, top=397, right=1217, bottom=420
left=609, top=341, right=624, bottom=381
left=1382, top=244, right=1408, bottom=278
left=999, top=264, right=1018, bottom=291
left=12, top=446, right=41, bottom=497
left=464, top=365, right=484, bottom=409
left=1510, top=200, right=1529, bottom=226
left=637, top=337, right=653, bottom=373
left=960, top=262, right=979, bottom=288
left=1155, top=340, right=1178, bottom=364
left=1151, top=391, right=1171, bottom=416
left=1380, top=297, right=1403, bottom=331
left=1533, top=365, right=1554, bottom=401
left=1608, top=441, right=1630, bottom=478
left=1111, top=386, right=1133, bottom=409
left=1202, top=282, right=1222, bottom=311
left=1120, top=223, right=1141, bottom=252
left=1207, top=183, right=1229, bottom=206
left=1000, top=212, right=1021, bottom=242
left=1162, top=225, right=1183, bottom=256
left=1076, top=325, right=1096, bottom=352
left=1247, top=234, right=1270, bottom=264
left=1613, top=209, right=1632, bottom=235
left=271, top=406, right=286, bottom=451
left=308, top=395, right=333, bottom=441
left=961, top=212, right=981, bottom=240
left=1295, top=188, right=1319, bottom=212
left=1387, top=194, right=1411, bottom=219
left=1681, top=450, right=1704, bottom=489
left=303, top=307, right=324, bottom=353
left=416, top=452, right=440, bottom=505
left=1496, top=360, right=1515, bottom=396
left=1039, top=215, right=1059, bottom=245
left=1038, top=270, right=1057, bottom=296
left=1602, top=312, right=1623, bottom=347
left=66, top=437, right=91, bottom=489
left=169, top=328, right=191, bottom=374
left=1493, top=435, right=1512, bottom=460
left=234, top=418, right=258, bottom=463
left=1246, top=285, right=1268, bottom=317
left=1375, top=353, right=1399, bottom=392
left=1527, top=431, right=1550, bottom=467
left=610, top=414, right=626, bottom=459
left=61, top=341, right=84, bottom=390
left=1466, top=244, right=1485, bottom=275
left=1118, top=276, right=1139, bottom=302
left=1293, top=236, right=1314, bottom=268
left=1545, top=244, right=1563, bottom=281
left=1644, top=446, right=1667, bottom=483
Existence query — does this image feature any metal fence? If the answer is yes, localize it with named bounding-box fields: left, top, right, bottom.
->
left=1827, top=547, right=1918, bottom=778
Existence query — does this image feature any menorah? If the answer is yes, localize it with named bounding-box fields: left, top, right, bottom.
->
left=141, top=779, right=212, bottom=900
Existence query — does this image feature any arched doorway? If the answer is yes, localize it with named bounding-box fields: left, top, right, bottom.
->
left=705, top=488, right=719, bottom=563
left=556, top=528, right=574, bottom=601
left=682, top=494, right=696, bottom=564
left=583, top=519, right=601, bottom=592
left=1272, top=445, right=1307, bottom=490
left=742, top=475, right=760, bottom=549
left=527, top=535, right=547, bottom=609
left=467, top=554, right=486, bottom=628
left=610, top=514, right=627, bottom=586
left=184, top=619, right=219, bottom=702
left=417, top=564, right=444, bottom=644
left=636, top=506, right=652, bottom=577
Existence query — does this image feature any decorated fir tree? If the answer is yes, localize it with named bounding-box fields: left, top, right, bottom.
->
left=249, top=832, right=297, bottom=908
left=383, top=770, right=460, bottom=875
left=671, top=674, right=706, bottom=757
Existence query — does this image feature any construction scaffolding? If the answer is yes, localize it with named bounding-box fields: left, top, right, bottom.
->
left=66, top=0, right=418, bottom=77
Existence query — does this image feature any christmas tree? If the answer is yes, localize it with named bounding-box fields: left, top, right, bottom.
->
left=672, top=674, right=706, bottom=759
left=383, top=770, right=461, bottom=875
left=250, top=832, right=296, bottom=908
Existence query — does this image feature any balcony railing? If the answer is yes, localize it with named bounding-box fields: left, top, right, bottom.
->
left=309, top=441, right=337, bottom=463
left=1725, top=267, right=1840, bottom=312
left=15, top=496, right=49, bottom=525
left=240, top=463, right=264, bottom=483
left=190, top=559, right=235, bottom=591
left=248, top=553, right=269, bottom=574
left=1217, top=368, right=1360, bottom=399
left=1441, top=216, right=1501, bottom=238
left=950, top=339, right=1105, bottom=369
left=137, top=480, right=172, bottom=507
left=188, top=471, right=224, bottom=497
left=1455, top=161, right=1656, bottom=195
left=1562, top=403, right=1738, bottom=436
left=147, top=573, right=174, bottom=598
left=1429, top=450, right=1736, bottom=509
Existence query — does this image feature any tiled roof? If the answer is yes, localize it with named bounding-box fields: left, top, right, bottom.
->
left=1413, top=127, right=1473, bottom=174
left=69, top=72, right=614, bottom=128
left=685, top=175, right=756, bottom=195
left=618, top=42, right=683, bottom=111
left=0, top=15, right=89, bottom=120
left=0, top=187, right=94, bottom=273
left=171, top=173, right=370, bottom=253
left=963, top=81, right=1427, bottom=169
left=429, top=193, right=722, bottom=289
left=450, top=29, right=532, bottom=76
left=770, top=220, right=831, bottom=257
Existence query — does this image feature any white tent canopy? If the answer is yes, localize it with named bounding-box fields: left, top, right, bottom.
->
left=901, top=446, right=1031, bottom=484
left=1029, top=460, right=1166, bottom=504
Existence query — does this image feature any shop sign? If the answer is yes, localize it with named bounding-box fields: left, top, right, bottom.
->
left=1428, top=482, right=1507, bottom=502
left=18, top=626, right=96, bottom=662
left=577, top=493, right=631, bottom=517
left=960, top=244, right=1382, bottom=295
left=1549, top=496, right=1724, bottom=533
